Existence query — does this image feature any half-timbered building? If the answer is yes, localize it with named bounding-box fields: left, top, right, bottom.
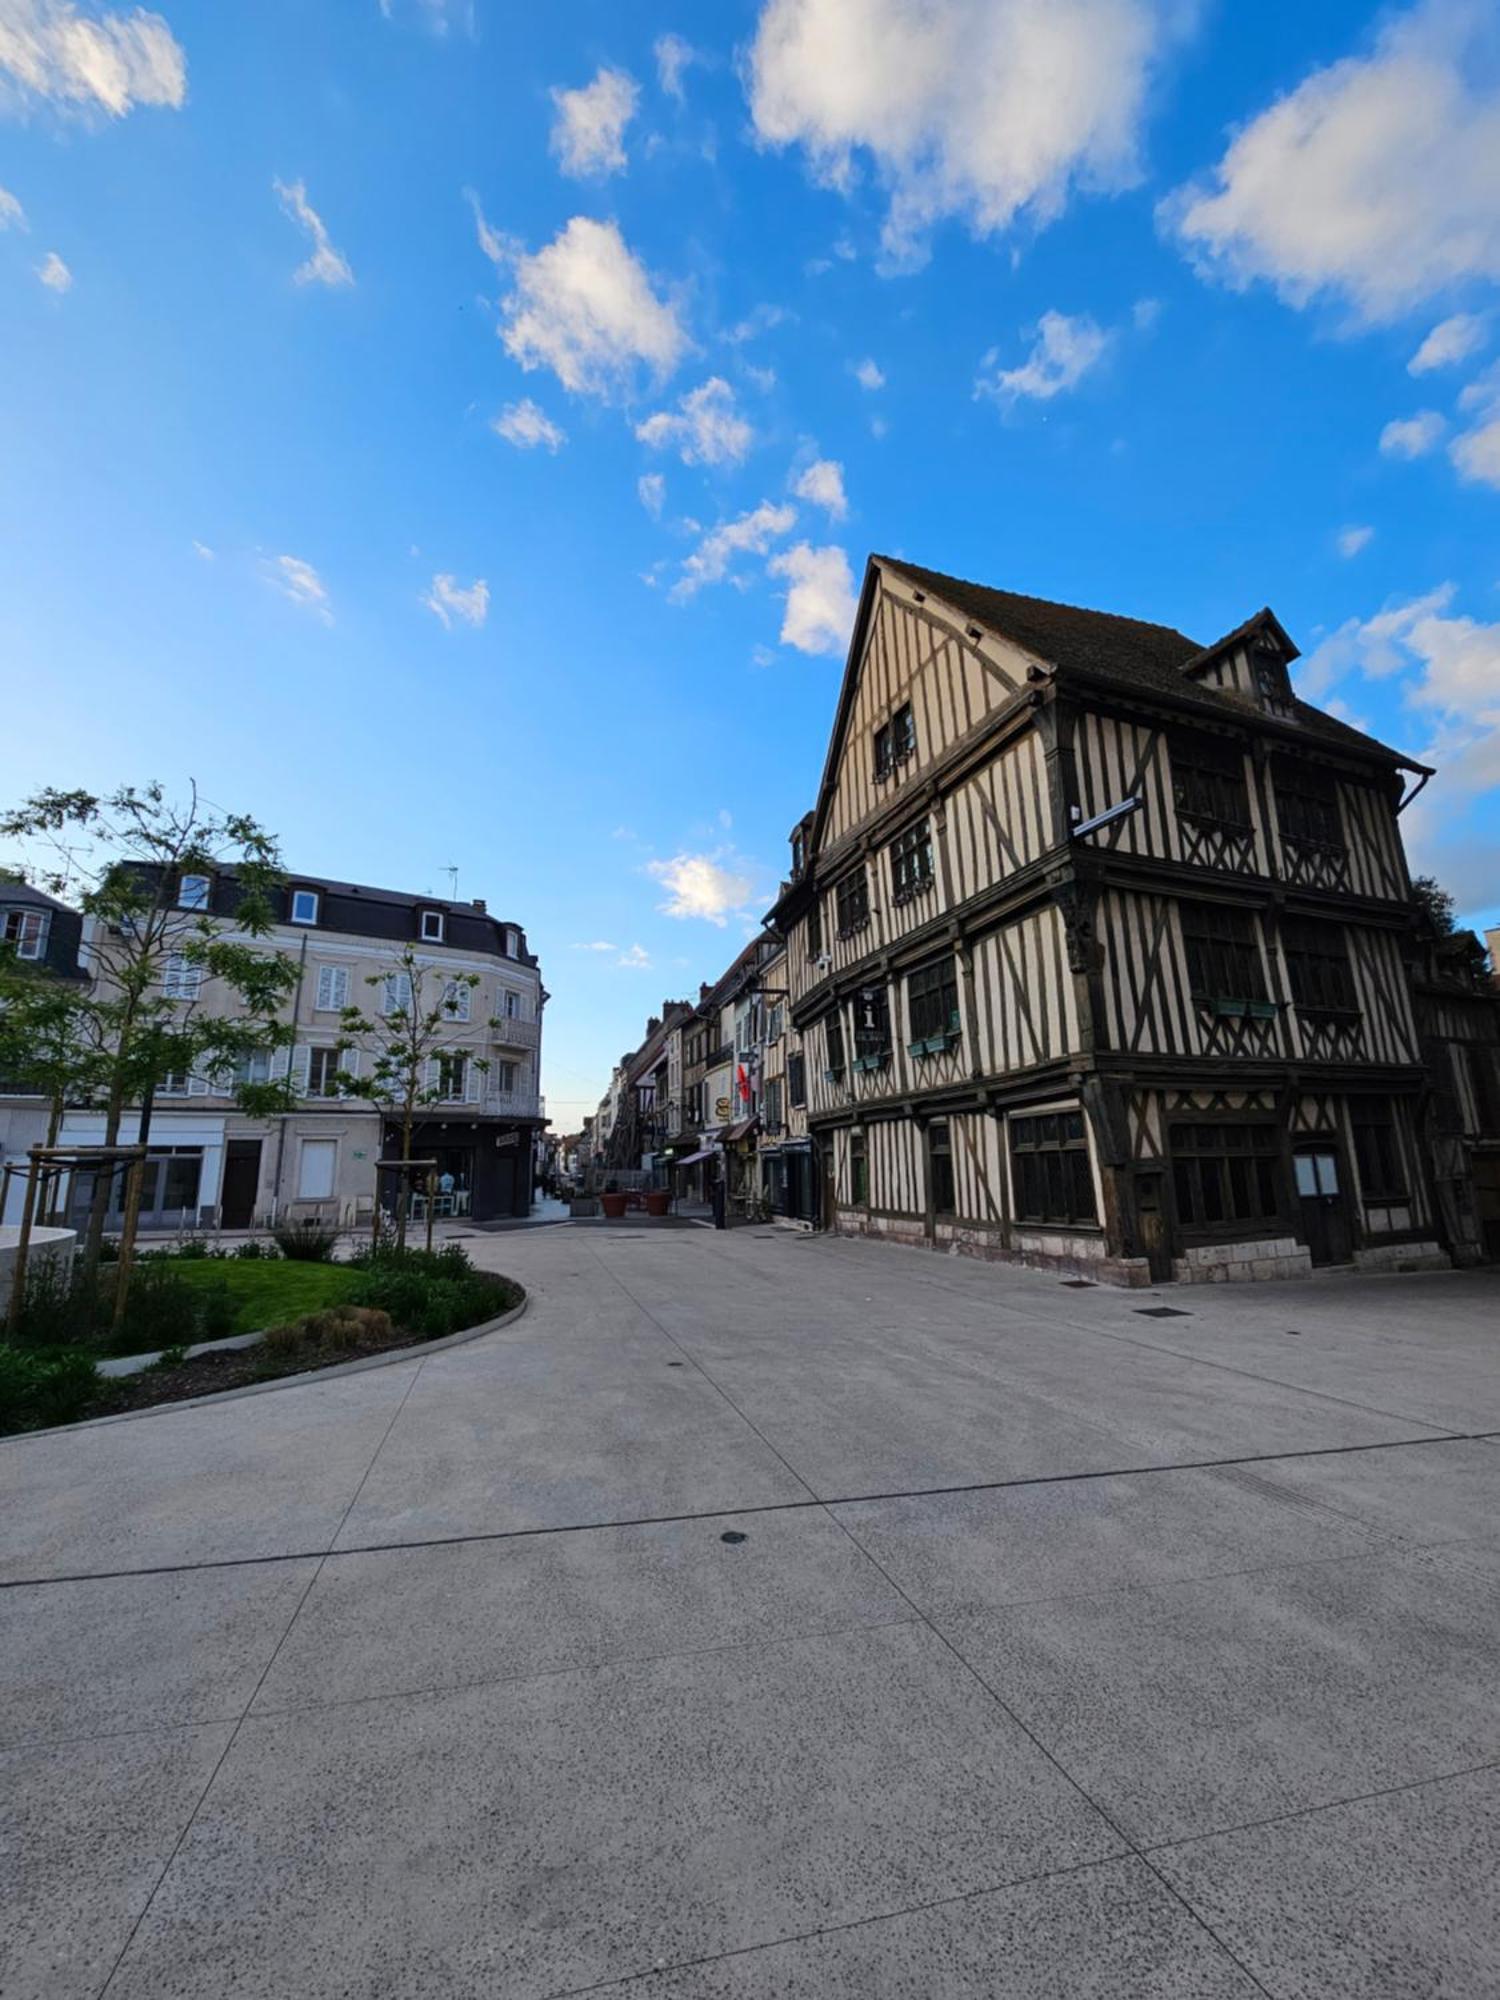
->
left=769, top=555, right=1470, bottom=1284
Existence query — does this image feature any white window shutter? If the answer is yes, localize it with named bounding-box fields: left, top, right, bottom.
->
left=316, top=965, right=333, bottom=1010
left=270, top=1045, right=291, bottom=1082
left=425, top=1055, right=441, bottom=1094
left=464, top=1057, right=481, bottom=1103
left=188, top=1070, right=210, bottom=1097
left=339, top=1046, right=360, bottom=1080
left=292, top=1045, right=312, bottom=1096
left=336, top=966, right=350, bottom=1008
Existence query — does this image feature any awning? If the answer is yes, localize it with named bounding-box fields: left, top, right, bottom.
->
left=673, top=1147, right=716, bottom=1167
left=724, top=1118, right=760, bottom=1144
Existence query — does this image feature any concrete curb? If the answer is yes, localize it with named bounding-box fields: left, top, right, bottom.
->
left=98, top=1330, right=264, bottom=1379
left=4, top=1293, right=530, bottom=1439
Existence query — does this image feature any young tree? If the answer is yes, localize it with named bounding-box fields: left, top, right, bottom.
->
left=337, top=947, right=491, bottom=1247
left=0, top=784, right=299, bottom=1272
left=1412, top=874, right=1492, bottom=985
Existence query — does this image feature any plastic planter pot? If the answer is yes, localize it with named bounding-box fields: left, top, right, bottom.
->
left=645, top=1189, right=670, bottom=1217
left=600, top=1192, right=628, bottom=1220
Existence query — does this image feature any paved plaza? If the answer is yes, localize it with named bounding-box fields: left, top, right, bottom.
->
left=3, top=1227, right=1499, bottom=1998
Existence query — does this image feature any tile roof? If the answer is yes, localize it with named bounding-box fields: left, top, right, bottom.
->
left=878, top=557, right=1423, bottom=770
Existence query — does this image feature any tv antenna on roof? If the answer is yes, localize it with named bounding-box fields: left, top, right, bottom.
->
left=445, top=865, right=459, bottom=900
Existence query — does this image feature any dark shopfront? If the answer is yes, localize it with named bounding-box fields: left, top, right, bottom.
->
left=388, top=1119, right=536, bottom=1222
left=763, top=1140, right=818, bottom=1225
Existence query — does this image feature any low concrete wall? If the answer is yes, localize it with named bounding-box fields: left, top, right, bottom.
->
left=1353, top=1241, right=1451, bottom=1274
left=836, top=1212, right=1152, bottom=1288
left=0, top=1225, right=77, bottom=1314
left=1173, top=1235, right=1313, bottom=1284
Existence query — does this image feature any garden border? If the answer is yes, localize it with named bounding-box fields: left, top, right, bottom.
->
left=4, top=1292, right=529, bottom=1439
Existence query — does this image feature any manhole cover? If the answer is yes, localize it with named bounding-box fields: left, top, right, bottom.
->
left=1135, top=1306, right=1191, bottom=1318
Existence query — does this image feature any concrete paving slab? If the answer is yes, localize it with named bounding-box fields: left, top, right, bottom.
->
left=586, top=1856, right=1262, bottom=1998
left=1, top=1723, right=232, bottom=2000
left=0, top=1559, right=318, bottom=1747
left=1233, top=1436, right=1500, bottom=1551
left=1154, top=1764, right=1500, bottom=2000
left=938, top=1547, right=1500, bottom=1846
left=254, top=1507, right=906, bottom=1713
left=108, top=1623, right=1122, bottom=2000
left=0, top=1365, right=420, bottom=1582
left=832, top=1462, right=1385, bottom=1619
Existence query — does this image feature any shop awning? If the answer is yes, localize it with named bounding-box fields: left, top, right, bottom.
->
left=724, top=1118, right=760, bottom=1144
left=673, top=1146, right=717, bottom=1167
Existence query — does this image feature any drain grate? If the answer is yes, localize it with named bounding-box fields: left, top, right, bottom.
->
left=720, top=1530, right=748, bottom=1546
left=1135, top=1305, right=1192, bottom=1318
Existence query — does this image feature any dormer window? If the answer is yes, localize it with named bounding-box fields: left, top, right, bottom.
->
left=504, top=926, right=519, bottom=957
left=420, top=909, right=446, bottom=943
left=3, top=909, right=48, bottom=960
left=178, top=874, right=210, bottom=911
left=791, top=829, right=806, bottom=878
left=1252, top=636, right=1295, bottom=716
left=874, top=703, right=916, bottom=780
left=290, top=889, right=319, bottom=926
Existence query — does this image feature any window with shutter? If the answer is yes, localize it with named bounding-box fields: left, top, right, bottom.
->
left=382, top=972, right=414, bottom=1016
left=315, top=964, right=350, bottom=1011
left=442, top=979, right=472, bottom=1021
left=178, top=874, right=210, bottom=910
left=162, top=952, right=202, bottom=1000
left=290, top=1045, right=313, bottom=1096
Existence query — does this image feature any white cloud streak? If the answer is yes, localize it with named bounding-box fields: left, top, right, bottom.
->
left=1163, top=4, right=1500, bottom=323
left=267, top=554, right=332, bottom=625
left=492, top=397, right=566, bottom=451
left=747, top=0, right=1184, bottom=267
left=637, top=472, right=666, bottom=517
left=0, top=183, right=25, bottom=227
left=1379, top=409, right=1445, bottom=458
left=0, top=0, right=186, bottom=116
left=976, top=308, right=1109, bottom=403
left=647, top=852, right=756, bottom=925
left=423, top=573, right=489, bottom=629
left=1337, top=524, right=1374, bottom=558
left=672, top=500, right=796, bottom=600
left=792, top=457, right=847, bottom=518
left=1409, top=312, right=1488, bottom=374
left=853, top=356, right=885, bottom=389
left=498, top=216, right=686, bottom=399
left=550, top=65, right=638, bottom=178
left=36, top=246, right=69, bottom=289
left=1451, top=364, right=1500, bottom=489
left=274, top=178, right=353, bottom=288
left=636, top=376, right=753, bottom=466
left=654, top=31, right=696, bottom=99
left=769, top=541, right=857, bottom=655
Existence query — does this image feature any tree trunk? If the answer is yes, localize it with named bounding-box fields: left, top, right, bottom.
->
left=79, top=1088, right=124, bottom=1282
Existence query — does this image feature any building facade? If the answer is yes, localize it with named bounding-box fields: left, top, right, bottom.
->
left=3, top=870, right=546, bottom=1231
left=767, top=555, right=1493, bottom=1284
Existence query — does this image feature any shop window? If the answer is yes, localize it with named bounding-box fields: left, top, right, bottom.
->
left=1010, top=1110, right=1097, bottom=1225
left=1170, top=1121, right=1280, bottom=1231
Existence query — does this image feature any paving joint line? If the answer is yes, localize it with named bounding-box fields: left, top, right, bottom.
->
left=92, top=1357, right=430, bottom=2000
left=1, top=1426, right=1479, bottom=1592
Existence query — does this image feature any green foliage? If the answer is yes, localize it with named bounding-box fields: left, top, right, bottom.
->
left=0, top=1346, right=100, bottom=1434
left=1412, top=874, right=1491, bottom=984
left=152, top=1345, right=190, bottom=1371
left=272, top=1219, right=340, bottom=1262
left=345, top=1241, right=520, bottom=1339
left=6, top=1257, right=104, bottom=1349
left=166, top=1256, right=359, bottom=1334
left=231, top=1238, right=278, bottom=1259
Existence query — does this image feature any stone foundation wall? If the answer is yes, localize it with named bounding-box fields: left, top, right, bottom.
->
left=1352, top=1240, right=1451, bottom=1273
left=1172, top=1236, right=1313, bottom=1284
left=834, top=1212, right=1151, bottom=1288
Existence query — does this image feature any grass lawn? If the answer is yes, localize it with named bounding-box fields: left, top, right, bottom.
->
left=166, top=1259, right=362, bottom=1336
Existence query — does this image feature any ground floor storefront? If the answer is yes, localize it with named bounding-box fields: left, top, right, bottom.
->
left=814, top=1076, right=1463, bottom=1285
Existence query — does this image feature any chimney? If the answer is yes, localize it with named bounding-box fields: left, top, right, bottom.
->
left=471, top=898, right=487, bottom=913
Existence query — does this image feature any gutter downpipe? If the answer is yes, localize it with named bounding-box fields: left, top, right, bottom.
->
left=269, top=933, right=309, bottom=1225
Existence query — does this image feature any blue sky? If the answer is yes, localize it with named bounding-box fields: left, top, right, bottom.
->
left=2, top=0, right=1497, bottom=1128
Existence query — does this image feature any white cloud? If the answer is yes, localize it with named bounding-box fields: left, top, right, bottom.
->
left=570, top=939, right=618, bottom=952
left=654, top=31, right=696, bottom=99
left=379, top=0, right=472, bottom=31
left=617, top=943, right=652, bottom=968
left=0, top=0, right=186, bottom=116
left=465, top=187, right=510, bottom=268
left=637, top=471, right=666, bottom=517
left=274, top=178, right=353, bottom=288
left=1337, top=524, right=1374, bottom=558
left=191, top=539, right=214, bottom=560
left=0, top=183, right=24, bottom=227
left=769, top=541, right=857, bottom=655
left=672, top=499, right=797, bottom=599
left=492, top=397, right=566, bottom=451
left=1301, top=584, right=1500, bottom=819
left=35, top=246, right=69, bottom=290
left=647, top=852, right=756, bottom=925
left=498, top=216, right=687, bottom=399
left=1451, top=364, right=1500, bottom=489
left=1163, top=5, right=1500, bottom=323
left=636, top=376, right=753, bottom=466
left=792, top=456, right=847, bottom=518
left=725, top=302, right=791, bottom=343
left=1132, top=295, right=1162, bottom=330
left=267, top=554, right=332, bottom=625
left=976, top=308, right=1109, bottom=403
left=550, top=65, right=638, bottom=179
left=423, top=573, right=489, bottom=629
left=1409, top=312, right=1487, bottom=374
left=748, top=0, right=1180, bottom=266
left=1379, top=409, right=1445, bottom=458
left=853, top=356, right=885, bottom=390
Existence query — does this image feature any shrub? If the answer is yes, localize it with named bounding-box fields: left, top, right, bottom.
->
left=272, top=1220, right=340, bottom=1262
left=173, top=1238, right=211, bottom=1261
left=7, top=1255, right=105, bottom=1349
left=262, top=1319, right=311, bottom=1357
left=196, top=1284, right=239, bottom=1343
left=0, top=1346, right=100, bottom=1434
left=152, top=1344, right=189, bottom=1371
left=114, top=1260, right=203, bottom=1355
left=346, top=1246, right=518, bottom=1340
left=232, top=1239, right=278, bottom=1260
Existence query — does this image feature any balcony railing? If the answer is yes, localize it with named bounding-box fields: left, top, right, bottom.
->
left=491, top=1016, right=541, bottom=1050
left=481, top=1089, right=542, bottom=1119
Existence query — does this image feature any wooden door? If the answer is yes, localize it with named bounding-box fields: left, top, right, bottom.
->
left=1134, top=1171, right=1172, bottom=1282
left=1294, top=1143, right=1352, bottom=1266
left=220, top=1141, right=262, bottom=1229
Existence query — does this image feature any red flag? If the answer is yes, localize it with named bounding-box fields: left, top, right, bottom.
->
left=737, top=1064, right=751, bottom=1103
